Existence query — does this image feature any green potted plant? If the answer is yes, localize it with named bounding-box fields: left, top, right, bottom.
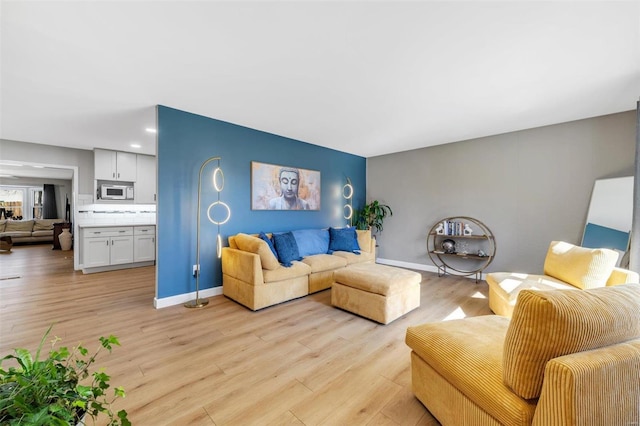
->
left=0, top=325, right=130, bottom=425
left=355, top=200, right=393, bottom=233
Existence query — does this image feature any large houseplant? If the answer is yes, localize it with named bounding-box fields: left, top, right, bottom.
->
left=0, top=325, right=130, bottom=425
left=355, top=200, right=393, bottom=233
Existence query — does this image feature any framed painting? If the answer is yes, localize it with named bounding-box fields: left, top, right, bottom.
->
left=251, top=161, right=320, bottom=210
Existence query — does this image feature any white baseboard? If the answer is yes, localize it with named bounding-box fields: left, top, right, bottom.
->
left=154, top=259, right=486, bottom=309
left=154, top=286, right=223, bottom=309
left=376, top=258, right=487, bottom=281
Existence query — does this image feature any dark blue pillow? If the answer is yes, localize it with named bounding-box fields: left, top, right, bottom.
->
left=258, top=232, right=278, bottom=258
left=328, top=227, right=361, bottom=254
left=272, top=231, right=302, bottom=267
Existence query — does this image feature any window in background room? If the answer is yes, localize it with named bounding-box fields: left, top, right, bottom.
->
left=0, top=187, right=25, bottom=219
left=0, top=186, right=43, bottom=220
left=32, top=189, right=43, bottom=219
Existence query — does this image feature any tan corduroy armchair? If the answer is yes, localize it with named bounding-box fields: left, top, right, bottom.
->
left=405, top=283, right=640, bottom=426
left=486, top=240, right=639, bottom=318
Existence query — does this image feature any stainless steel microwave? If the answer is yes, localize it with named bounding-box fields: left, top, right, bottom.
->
left=100, top=184, right=134, bottom=200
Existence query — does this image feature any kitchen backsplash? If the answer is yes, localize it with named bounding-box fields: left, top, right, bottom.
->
left=76, top=203, right=156, bottom=226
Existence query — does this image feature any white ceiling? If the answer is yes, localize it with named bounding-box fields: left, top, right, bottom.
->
left=0, top=163, right=73, bottom=180
left=1, top=1, right=639, bottom=159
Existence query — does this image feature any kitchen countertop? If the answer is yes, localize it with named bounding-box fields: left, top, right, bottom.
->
left=78, top=223, right=156, bottom=228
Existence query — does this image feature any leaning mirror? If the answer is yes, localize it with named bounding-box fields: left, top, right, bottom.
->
left=582, top=176, right=633, bottom=264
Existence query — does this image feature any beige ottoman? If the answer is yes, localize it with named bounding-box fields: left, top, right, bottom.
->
left=332, top=263, right=421, bottom=324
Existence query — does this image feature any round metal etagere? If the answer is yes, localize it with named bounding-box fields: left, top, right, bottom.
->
left=426, top=216, right=496, bottom=283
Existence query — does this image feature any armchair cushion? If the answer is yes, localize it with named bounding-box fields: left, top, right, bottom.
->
left=406, top=316, right=537, bottom=425
left=543, top=240, right=618, bottom=289
left=503, top=283, right=640, bottom=399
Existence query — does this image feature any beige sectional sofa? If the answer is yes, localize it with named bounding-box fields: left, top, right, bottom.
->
left=0, top=219, right=63, bottom=244
left=222, top=228, right=375, bottom=310
left=406, top=283, right=640, bottom=425
left=486, top=240, right=639, bottom=317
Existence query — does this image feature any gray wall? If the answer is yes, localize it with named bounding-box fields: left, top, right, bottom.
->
left=367, top=111, right=636, bottom=273
left=0, top=139, right=94, bottom=194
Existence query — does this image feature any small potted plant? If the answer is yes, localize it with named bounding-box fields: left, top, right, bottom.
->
left=0, top=325, right=130, bottom=425
left=355, top=200, right=393, bottom=234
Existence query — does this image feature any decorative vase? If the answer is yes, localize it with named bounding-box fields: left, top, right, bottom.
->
left=59, top=228, right=72, bottom=251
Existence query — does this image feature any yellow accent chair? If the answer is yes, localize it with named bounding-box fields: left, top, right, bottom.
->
left=406, top=283, right=640, bottom=425
left=486, top=240, right=639, bottom=318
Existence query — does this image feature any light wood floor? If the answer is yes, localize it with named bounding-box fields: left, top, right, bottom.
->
left=0, top=245, right=493, bottom=425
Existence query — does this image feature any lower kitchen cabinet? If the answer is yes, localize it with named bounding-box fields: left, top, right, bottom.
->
left=81, top=225, right=154, bottom=273
left=134, top=226, right=156, bottom=262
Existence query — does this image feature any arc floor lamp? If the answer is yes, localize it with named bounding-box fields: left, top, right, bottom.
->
left=185, top=156, right=231, bottom=308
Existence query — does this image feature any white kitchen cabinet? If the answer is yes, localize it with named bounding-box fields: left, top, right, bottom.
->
left=94, top=149, right=137, bottom=182
left=82, top=227, right=134, bottom=269
left=82, top=236, right=111, bottom=268
left=110, top=234, right=134, bottom=264
left=135, top=155, right=156, bottom=204
left=134, top=226, right=156, bottom=262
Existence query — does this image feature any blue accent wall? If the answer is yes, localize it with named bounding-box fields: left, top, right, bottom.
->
left=157, top=106, right=366, bottom=299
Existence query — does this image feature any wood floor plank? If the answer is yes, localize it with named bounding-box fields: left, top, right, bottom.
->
left=0, top=244, right=493, bottom=425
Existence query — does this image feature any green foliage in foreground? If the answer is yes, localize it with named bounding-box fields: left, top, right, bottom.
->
left=0, top=325, right=130, bottom=425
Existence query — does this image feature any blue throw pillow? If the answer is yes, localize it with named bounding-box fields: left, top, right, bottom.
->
left=272, top=231, right=302, bottom=267
left=258, top=232, right=278, bottom=258
left=328, top=227, right=361, bottom=254
left=292, top=229, right=330, bottom=257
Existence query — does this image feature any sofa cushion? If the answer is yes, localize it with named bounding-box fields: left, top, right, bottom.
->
left=487, top=272, right=577, bottom=305
left=328, top=226, right=360, bottom=254
left=503, top=283, right=640, bottom=399
left=272, top=231, right=302, bottom=267
left=33, top=218, right=61, bottom=231
left=301, top=253, right=347, bottom=273
left=262, top=261, right=311, bottom=283
left=0, top=220, right=6, bottom=232
left=31, top=230, right=54, bottom=237
left=292, top=228, right=329, bottom=257
left=332, top=250, right=375, bottom=265
left=5, top=220, right=34, bottom=232
left=543, top=241, right=618, bottom=289
left=0, top=231, right=32, bottom=238
left=234, top=233, right=280, bottom=270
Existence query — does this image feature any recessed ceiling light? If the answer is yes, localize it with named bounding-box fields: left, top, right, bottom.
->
left=130, top=143, right=141, bottom=149
left=145, top=128, right=157, bottom=134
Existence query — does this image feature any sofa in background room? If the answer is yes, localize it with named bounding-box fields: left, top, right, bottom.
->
left=0, top=219, right=64, bottom=244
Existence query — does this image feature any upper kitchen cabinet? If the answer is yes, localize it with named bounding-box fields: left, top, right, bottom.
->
left=95, top=149, right=137, bottom=182
left=135, top=154, right=156, bottom=204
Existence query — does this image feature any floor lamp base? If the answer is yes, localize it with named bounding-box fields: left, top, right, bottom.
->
left=184, top=298, right=209, bottom=308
